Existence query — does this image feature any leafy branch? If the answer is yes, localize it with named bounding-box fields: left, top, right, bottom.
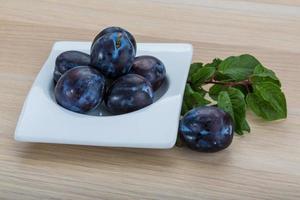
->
left=182, top=54, right=287, bottom=135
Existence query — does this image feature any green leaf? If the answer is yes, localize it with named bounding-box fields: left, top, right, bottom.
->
left=218, top=54, right=261, bottom=81
left=184, top=83, right=194, bottom=95
left=181, top=101, right=189, bottom=115
left=209, top=84, right=227, bottom=101
left=246, top=93, right=276, bottom=120
left=188, top=62, right=203, bottom=81
left=191, top=85, right=207, bottom=97
left=255, top=82, right=286, bottom=113
left=191, top=67, right=216, bottom=86
left=241, top=120, right=250, bottom=132
left=208, top=84, right=248, bottom=101
left=183, top=84, right=194, bottom=109
left=218, top=91, right=234, bottom=117
left=233, top=85, right=249, bottom=96
left=251, top=64, right=281, bottom=87
left=190, top=92, right=211, bottom=107
left=204, top=58, right=222, bottom=68
left=182, top=84, right=211, bottom=115
left=246, top=82, right=287, bottom=120
left=217, top=88, right=250, bottom=135
left=214, top=71, right=233, bottom=82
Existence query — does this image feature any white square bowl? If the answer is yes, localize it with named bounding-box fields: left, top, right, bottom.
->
left=15, top=41, right=193, bottom=149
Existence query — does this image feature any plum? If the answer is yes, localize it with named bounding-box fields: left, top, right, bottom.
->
left=179, top=106, right=234, bottom=152
left=91, top=26, right=136, bottom=52
left=55, top=66, right=105, bottom=113
left=105, top=74, right=153, bottom=114
left=53, top=51, right=90, bottom=83
left=90, top=31, right=136, bottom=78
left=130, top=55, right=166, bottom=91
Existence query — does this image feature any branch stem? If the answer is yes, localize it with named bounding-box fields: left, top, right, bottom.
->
left=204, top=79, right=251, bottom=87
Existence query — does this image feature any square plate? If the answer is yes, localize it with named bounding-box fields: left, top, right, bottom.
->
left=15, top=41, right=193, bottom=148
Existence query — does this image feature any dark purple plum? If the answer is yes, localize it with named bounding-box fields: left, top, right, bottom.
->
left=53, top=51, right=90, bottom=83
left=91, top=26, right=136, bottom=52
left=90, top=31, right=136, bottom=79
left=105, top=74, right=153, bottom=114
left=179, top=106, right=234, bottom=152
left=129, top=55, right=166, bottom=91
left=55, top=66, right=105, bottom=114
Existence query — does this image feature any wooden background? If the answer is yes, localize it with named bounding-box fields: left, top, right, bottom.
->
left=0, top=0, right=300, bottom=199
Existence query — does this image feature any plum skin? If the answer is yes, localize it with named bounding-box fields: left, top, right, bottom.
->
left=90, top=31, right=136, bottom=79
left=129, top=55, right=166, bottom=91
left=91, top=26, right=136, bottom=52
left=179, top=106, right=234, bottom=152
left=105, top=74, right=154, bottom=114
left=53, top=51, right=90, bottom=83
left=55, top=66, right=106, bottom=114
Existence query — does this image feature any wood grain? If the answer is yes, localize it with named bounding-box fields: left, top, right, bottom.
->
left=0, top=0, right=300, bottom=199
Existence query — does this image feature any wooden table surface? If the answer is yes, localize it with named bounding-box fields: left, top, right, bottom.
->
left=1, top=0, right=300, bottom=199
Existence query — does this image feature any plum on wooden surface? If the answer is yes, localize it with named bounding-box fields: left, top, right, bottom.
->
left=179, top=106, right=234, bottom=152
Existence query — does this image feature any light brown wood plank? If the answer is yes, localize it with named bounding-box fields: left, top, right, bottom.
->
left=0, top=0, right=300, bottom=199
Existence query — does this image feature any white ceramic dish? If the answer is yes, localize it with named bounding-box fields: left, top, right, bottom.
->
left=15, top=41, right=193, bottom=148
